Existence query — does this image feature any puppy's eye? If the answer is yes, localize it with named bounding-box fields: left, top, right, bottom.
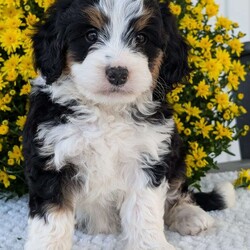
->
left=86, top=30, right=98, bottom=43
left=135, top=33, right=147, bottom=45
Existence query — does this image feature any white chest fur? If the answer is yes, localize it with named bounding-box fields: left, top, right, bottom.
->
left=37, top=101, right=174, bottom=199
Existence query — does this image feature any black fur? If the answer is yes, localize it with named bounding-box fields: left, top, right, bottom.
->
left=158, top=2, right=190, bottom=92
left=192, top=190, right=226, bottom=211
left=143, top=130, right=186, bottom=187
left=32, top=0, right=100, bottom=84
left=23, top=88, right=81, bottom=218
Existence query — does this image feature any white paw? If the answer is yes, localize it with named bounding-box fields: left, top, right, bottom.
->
left=168, top=204, right=214, bottom=236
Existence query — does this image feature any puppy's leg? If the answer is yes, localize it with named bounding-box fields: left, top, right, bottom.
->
left=25, top=207, right=75, bottom=250
left=76, top=199, right=120, bottom=234
left=165, top=190, right=214, bottom=236
left=120, top=180, right=175, bottom=250
left=25, top=166, right=78, bottom=250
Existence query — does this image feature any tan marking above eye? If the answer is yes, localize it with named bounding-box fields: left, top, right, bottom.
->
left=134, top=9, right=154, bottom=32
left=83, top=7, right=108, bottom=29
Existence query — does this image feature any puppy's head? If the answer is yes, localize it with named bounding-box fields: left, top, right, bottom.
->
left=33, top=0, right=189, bottom=104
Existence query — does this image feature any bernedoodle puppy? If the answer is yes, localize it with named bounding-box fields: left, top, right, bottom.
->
left=23, top=0, right=235, bottom=249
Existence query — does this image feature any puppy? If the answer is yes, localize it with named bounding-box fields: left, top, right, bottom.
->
left=23, top=0, right=235, bottom=249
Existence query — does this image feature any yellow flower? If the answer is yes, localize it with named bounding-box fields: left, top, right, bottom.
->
left=237, top=31, right=245, bottom=39
left=201, top=58, right=223, bottom=81
left=213, top=122, right=232, bottom=140
left=0, top=99, right=11, bottom=112
left=10, top=89, right=16, bottom=95
left=169, top=3, right=182, bottom=16
left=204, top=25, right=211, bottom=32
left=0, top=28, right=22, bottom=54
left=239, top=106, right=247, bottom=114
left=189, top=141, right=199, bottom=150
left=174, top=116, right=185, bottom=133
left=223, top=112, right=231, bottom=121
left=5, top=16, right=22, bottom=29
left=184, top=128, right=192, bottom=136
left=191, top=5, right=203, bottom=21
left=173, top=103, right=184, bottom=114
left=231, top=60, right=246, bottom=81
left=192, top=118, right=213, bottom=138
left=185, top=154, right=195, bottom=168
left=206, top=3, right=219, bottom=18
left=33, top=0, right=54, bottom=10
left=5, top=70, right=18, bottom=82
left=216, top=48, right=231, bottom=72
left=2, top=94, right=12, bottom=104
left=1, top=54, right=20, bottom=74
left=16, top=115, right=27, bottom=130
left=171, top=84, right=184, bottom=96
left=20, top=82, right=31, bottom=95
left=216, top=16, right=233, bottom=31
left=237, top=93, right=244, bottom=100
left=8, top=145, right=24, bottom=164
left=213, top=92, right=230, bottom=112
left=0, top=168, right=16, bottom=188
left=172, top=95, right=179, bottom=102
left=0, top=124, right=9, bottom=135
left=2, top=6, right=24, bottom=19
left=241, top=131, right=248, bottom=137
left=179, top=14, right=197, bottom=30
left=7, top=158, right=15, bottom=166
left=229, top=103, right=240, bottom=116
left=228, top=38, right=244, bottom=57
left=190, top=145, right=208, bottom=168
left=186, top=166, right=192, bottom=178
left=183, top=102, right=201, bottom=121
left=26, top=13, right=40, bottom=26
left=234, top=169, right=250, bottom=189
left=201, top=0, right=215, bottom=5
left=19, top=55, right=37, bottom=80
left=207, top=102, right=213, bottom=110
left=227, top=72, right=239, bottom=90
left=214, top=34, right=224, bottom=44
left=0, top=74, right=8, bottom=90
left=194, top=80, right=210, bottom=99
left=244, top=125, right=249, bottom=132
left=186, top=34, right=198, bottom=48
left=198, top=36, right=213, bottom=52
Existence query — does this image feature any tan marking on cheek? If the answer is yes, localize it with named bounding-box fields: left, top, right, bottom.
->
left=83, top=7, right=107, bottom=29
left=150, top=50, right=164, bottom=88
left=63, top=52, right=74, bottom=75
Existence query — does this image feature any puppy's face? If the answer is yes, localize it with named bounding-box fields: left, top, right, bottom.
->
left=67, top=0, right=164, bottom=104
left=33, top=0, right=189, bottom=104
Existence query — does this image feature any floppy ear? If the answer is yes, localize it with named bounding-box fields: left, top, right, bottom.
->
left=32, top=6, right=67, bottom=84
left=158, top=2, right=190, bottom=87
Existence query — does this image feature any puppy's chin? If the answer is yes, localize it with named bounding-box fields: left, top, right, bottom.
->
left=77, top=86, right=147, bottom=105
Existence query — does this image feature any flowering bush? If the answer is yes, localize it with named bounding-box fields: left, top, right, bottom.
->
left=0, top=0, right=248, bottom=195
left=0, top=0, right=52, bottom=196
left=164, top=0, right=249, bottom=188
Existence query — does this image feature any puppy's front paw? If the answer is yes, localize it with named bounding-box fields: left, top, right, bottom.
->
left=168, top=204, right=214, bottom=236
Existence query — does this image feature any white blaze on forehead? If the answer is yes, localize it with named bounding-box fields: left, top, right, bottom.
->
left=97, top=0, right=144, bottom=48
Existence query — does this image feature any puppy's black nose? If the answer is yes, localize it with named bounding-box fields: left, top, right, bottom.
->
left=106, top=66, right=128, bottom=86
